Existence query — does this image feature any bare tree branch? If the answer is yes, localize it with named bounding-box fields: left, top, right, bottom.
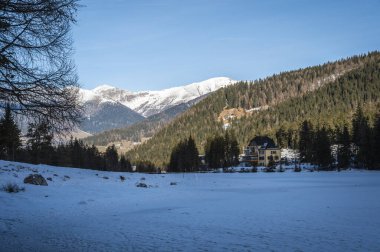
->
left=0, top=0, right=82, bottom=133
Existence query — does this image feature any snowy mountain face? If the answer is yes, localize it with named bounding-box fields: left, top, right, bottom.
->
left=80, top=100, right=144, bottom=134
left=78, top=77, right=236, bottom=133
left=80, top=77, right=236, bottom=118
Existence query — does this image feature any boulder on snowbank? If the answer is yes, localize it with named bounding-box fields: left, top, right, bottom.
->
left=136, top=182, right=147, bottom=188
left=24, top=174, right=48, bottom=186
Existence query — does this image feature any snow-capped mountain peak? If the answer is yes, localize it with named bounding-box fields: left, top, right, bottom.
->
left=92, top=84, right=117, bottom=92
left=80, top=77, right=237, bottom=117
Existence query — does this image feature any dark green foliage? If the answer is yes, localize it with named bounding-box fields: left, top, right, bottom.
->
left=205, top=135, right=225, bottom=169
left=105, top=145, right=119, bottom=171
left=337, top=125, right=351, bottom=168
left=0, top=109, right=134, bottom=172
left=225, top=132, right=240, bottom=167
left=168, top=136, right=200, bottom=172
left=127, top=52, right=380, bottom=168
left=135, top=160, right=156, bottom=173
left=352, top=106, right=373, bottom=168
left=204, top=131, right=240, bottom=169
left=275, top=126, right=288, bottom=148
left=372, top=115, right=380, bottom=169
left=352, top=105, right=367, bottom=147
left=10, top=128, right=133, bottom=172
left=28, top=138, right=134, bottom=171
left=119, top=155, right=132, bottom=172
left=26, top=121, right=54, bottom=164
left=0, top=104, right=21, bottom=160
left=314, top=127, right=333, bottom=169
left=299, top=120, right=314, bottom=163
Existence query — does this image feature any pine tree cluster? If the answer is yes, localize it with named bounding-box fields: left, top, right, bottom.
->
left=168, top=136, right=199, bottom=172
left=297, top=106, right=380, bottom=170
left=204, top=132, right=240, bottom=169
left=0, top=107, right=133, bottom=172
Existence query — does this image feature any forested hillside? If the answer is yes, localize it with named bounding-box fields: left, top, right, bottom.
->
left=83, top=95, right=204, bottom=146
left=126, top=52, right=380, bottom=167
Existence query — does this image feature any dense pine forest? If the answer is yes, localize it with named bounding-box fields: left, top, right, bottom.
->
left=126, top=52, right=380, bottom=168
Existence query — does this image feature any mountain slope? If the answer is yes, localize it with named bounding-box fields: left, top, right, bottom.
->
left=126, top=52, right=380, bottom=167
left=80, top=100, right=144, bottom=133
left=78, top=77, right=236, bottom=133
left=80, top=77, right=236, bottom=117
left=83, top=94, right=206, bottom=146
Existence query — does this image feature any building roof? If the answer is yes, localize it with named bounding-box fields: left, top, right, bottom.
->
left=248, top=136, right=277, bottom=149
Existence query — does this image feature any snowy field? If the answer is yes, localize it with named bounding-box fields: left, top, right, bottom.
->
left=1, top=160, right=380, bottom=252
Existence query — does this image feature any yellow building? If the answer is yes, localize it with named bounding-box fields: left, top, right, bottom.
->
left=241, top=136, right=281, bottom=167
left=258, top=148, right=281, bottom=166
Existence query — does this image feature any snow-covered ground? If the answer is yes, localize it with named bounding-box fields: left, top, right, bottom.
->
left=1, top=160, right=380, bottom=252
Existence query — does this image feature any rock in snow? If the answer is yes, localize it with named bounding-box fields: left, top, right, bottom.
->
left=23, top=174, right=48, bottom=186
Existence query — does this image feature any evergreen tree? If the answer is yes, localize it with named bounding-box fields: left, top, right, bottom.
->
left=186, top=136, right=200, bottom=172
left=224, top=131, right=240, bottom=167
left=105, top=145, right=119, bottom=171
left=205, top=135, right=225, bottom=169
left=337, top=125, right=351, bottom=169
left=168, top=136, right=199, bottom=172
left=299, top=120, right=314, bottom=163
left=204, top=133, right=240, bottom=169
left=0, top=104, right=21, bottom=160
left=276, top=126, right=288, bottom=148
left=168, top=144, right=180, bottom=172
left=352, top=106, right=372, bottom=168
left=119, top=155, right=132, bottom=172
left=26, top=121, right=54, bottom=164
left=352, top=105, right=366, bottom=146
left=314, top=127, right=333, bottom=169
left=70, top=138, right=84, bottom=168
left=86, top=144, right=105, bottom=170
left=372, top=115, right=380, bottom=169
left=135, top=160, right=156, bottom=173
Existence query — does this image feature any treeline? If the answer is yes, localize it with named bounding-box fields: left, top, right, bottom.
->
left=167, top=132, right=240, bottom=172
left=297, top=106, right=380, bottom=170
left=0, top=105, right=134, bottom=172
left=127, top=52, right=380, bottom=167
left=204, top=131, right=240, bottom=169
left=168, top=136, right=199, bottom=172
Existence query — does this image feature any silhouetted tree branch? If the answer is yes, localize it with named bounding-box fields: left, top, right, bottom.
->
left=0, top=0, right=82, bottom=133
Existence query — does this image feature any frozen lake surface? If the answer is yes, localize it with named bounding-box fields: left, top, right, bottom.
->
left=1, top=160, right=380, bottom=251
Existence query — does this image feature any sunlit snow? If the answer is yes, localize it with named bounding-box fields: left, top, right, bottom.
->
left=1, top=160, right=379, bottom=251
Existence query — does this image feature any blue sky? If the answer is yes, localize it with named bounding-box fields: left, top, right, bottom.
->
left=73, top=0, right=380, bottom=91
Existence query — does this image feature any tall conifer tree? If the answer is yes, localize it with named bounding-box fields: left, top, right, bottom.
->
left=0, top=104, right=21, bottom=160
